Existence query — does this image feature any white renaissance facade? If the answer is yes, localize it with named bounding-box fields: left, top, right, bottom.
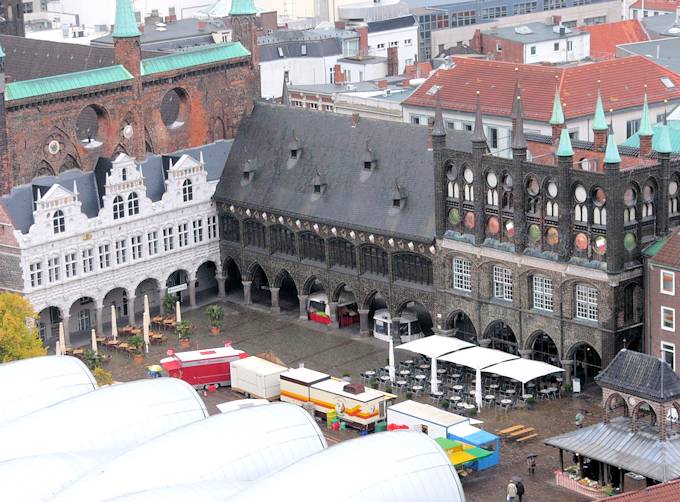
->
left=0, top=141, right=231, bottom=345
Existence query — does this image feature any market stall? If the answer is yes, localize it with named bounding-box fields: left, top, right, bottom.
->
left=482, top=358, right=564, bottom=395
left=306, top=293, right=331, bottom=325
left=435, top=437, right=493, bottom=471
left=373, top=309, right=425, bottom=343
left=447, top=422, right=500, bottom=470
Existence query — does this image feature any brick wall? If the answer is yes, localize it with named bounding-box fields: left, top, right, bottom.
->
left=647, top=263, right=680, bottom=376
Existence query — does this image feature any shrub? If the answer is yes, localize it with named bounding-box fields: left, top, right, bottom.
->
left=440, top=399, right=450, bottom=409
left=83, top=350, right=103, bottom=370
left=93, top=367, right=114, bottom=387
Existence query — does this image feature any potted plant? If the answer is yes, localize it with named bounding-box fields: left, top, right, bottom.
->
left=83, top=350, right=103, bottom=370
left=162, top=293, right=176, bottom=317
left=205, top=305, right=224, bottom=335
left=368, top=378, right=378, bottom=389
left=405, top=391, right=413, bottom=400
left=176, top=320, right=193, bottom=349
left=440, top=399, right=450, bottom=410
left=526, top=396, right=536, bottom=410
left=93, top=367, right=114, bottom=387
left=128, top=335, right=145, bottom=365
left=468, top=407, right=477, bottom=417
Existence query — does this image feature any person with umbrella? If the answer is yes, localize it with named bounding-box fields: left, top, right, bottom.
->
left=506, top=479, right=517, bottom=502
left=512, top=476, right=525, bottom=502
left=526, top=454, right=537, bottom=475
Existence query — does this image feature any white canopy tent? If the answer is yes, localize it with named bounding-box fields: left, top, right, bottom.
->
left=483, top=358, right=564, bottom=395
left=439, top=346, right=520, bottom=409
left=396, top=336, right=474, bottom=393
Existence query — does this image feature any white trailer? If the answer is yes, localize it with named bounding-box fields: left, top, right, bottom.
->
left=387, top=400, right=469, bottom=439
left=229, top=356, right=288, bottom=400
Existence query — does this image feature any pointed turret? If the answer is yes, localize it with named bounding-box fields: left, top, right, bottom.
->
left=638, top=91, right=654, bottom=156
left=281, top=77, right=290, bottom=106
left=655, top=113, right=673, bottom=154
left=511, top=88, right=527, bottom=152
left=604, top=123, right=621, bottom=165
left=592, top=90, right=608, bottom=132
left=550, top=86, right=564, bottom=144
left=230, top=0, right=257, bottom=16
left=112, top=0, right=141, bottom=38
left=432, top=91, right=446, bottom=138
left=556, top=126, right=573, bottom=157
left=472, top=92, right=487, bottom=144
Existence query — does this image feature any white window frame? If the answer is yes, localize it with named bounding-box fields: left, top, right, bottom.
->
left=115, top=239, right=127, bottom=265
left=493, top=266, right=513, bottom=301
left=575, top=284, right=598, bottom=321
left=147, top=231, right=158, bottom=256
left=178, top=223, right=189, bottom=248
left=64, top=252, right=77, bottom=278
left=193, top=219, right=204, bottom=243
left=661, top=270, right=675, bottom=295
left=29, top=262, right=42, bottom=287
left=163, top=227, right=174, bottom=251
left=662, top=306, right=676, bottom=331
left=532, top=276, right=553, bottom=311
left=207, top=216, right=217, bottom=240
left=99, top=244, right=111, bottom=269
left=47, top=256, right=60, bottom=283
left=131, top=235, right=142, bottom=260
left=452, top=258, right=472, bottom=292
left=662, top=341, right=676, bottom=370
left=82, top=248, right=94, bottom=274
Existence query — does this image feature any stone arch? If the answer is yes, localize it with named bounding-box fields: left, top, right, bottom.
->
left=247, top=262, right=271, bottom=307
left=525, top=330, right=561, bottom=364
left=75, top=104, right=110, bottom=148
left=604, top=392, right=629, bottom=423
left=483, top=320, right=518, bottom=355
left=223, top=256, right=243, bottom=298
left=273, top=269, right=300, bottom=313
left=195, top=260, right=219, bottom=300
left=631, top=400, right=657, bottom=431
left=445, top=310, right=477, bottom=344
left=213, top=117, right=226, bottom=141
left=160, top=87, right=190, bottom=129
left=59, top=154, right=80, bottom=172
left=34, top=160, right=55, bottom=177
left=302, top=275, right=327, bottom=296
left=112, top=144, right=128, bottom=157
left=37, top=305, right=63, bottom=341
left=363, top=290, right=389, bottom=338
left=395, top=299, right=433, bottom=337
left=144, top=127, right=155, bottom=154
left=567, top=342, right=602, bottom=386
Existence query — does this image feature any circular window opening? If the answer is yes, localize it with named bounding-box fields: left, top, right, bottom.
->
left=526, top=176, right=540, bottom=196
left=487, top=216, right=499, bottom=235
left=502, top=173, right=513, bottom=191
left=643, top=185, right=654, bottom=202
left=546, top=227, right=559, bottom=246
left=592, top=188, right=606, bottom=207
left=464, top=211, right=475, bottom=229
left=448, top=208, right=461, bottom=225
left=624, top=232, right=637, bottom=251
left=504, top=219, right=515, bottom=236
left=463, top=167, right=474, bottom=184
left=161, top=89, right=188, bottom=129
left=574, top=233, right=588, bottom=251
left=76, top=105, right=107, bottom=149
left=624, top=188, right=637, bottom=207
left=528, top=224, right=541, bottom=242
left=486, top=172, right=498, bottom=188
left=547, top=181, right=558, bottom=199
left=446, top=162, right=458, bottom=181
left=670, top=180, right=678, bottom=196
left=593, top=236, right=607, bottom=255
left=574, top=184, right=587, bottom=203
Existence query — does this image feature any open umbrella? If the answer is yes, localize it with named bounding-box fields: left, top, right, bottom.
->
left=430, top=356, right=438, bottom=394
left=143, top=311, right=150, bottom=354
left=91, top=328, right=98, bottom=353
left=58, top=321, right=66, bottom=353
left=175, top=300, right=182, bottom=323
left=110, top=305, right=118, bottom=341
left=388, top=334, right=396, bottom=382
left=55, top=340, right=62, bottom=356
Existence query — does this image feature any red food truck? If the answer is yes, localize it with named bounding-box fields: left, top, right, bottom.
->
left=160, top=344, right=248, bottom=389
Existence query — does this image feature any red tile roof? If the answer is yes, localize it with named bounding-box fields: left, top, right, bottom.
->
left=630, top=0, right=680, bottom=11
left=527, top=140, right=655, bottom=170
left=405, top=56, right=680, bottom=122
left=581, top=20, right=649, bottom=58
left=403, top=61, right=432, bottom=79
left=648, top=231, right=680, bottom=268
left=606, top=479, right=680, bottom=501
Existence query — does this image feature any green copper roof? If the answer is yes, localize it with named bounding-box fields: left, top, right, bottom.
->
left=112, top=0, right=141, bottom=38
left=549, top=88, right=564, bottom=125
left=638, top=93, right=653, bottom=137
left=556, top=127, right=573, bottom=157
left=5, top=65, right=133, bottom=101
left=623, top=121, right=680, bottom=153
left=141, top=42, right=250, bottom=76
left=644, top=234, right=671, bottom=257
left=230, top=0, right=257, bottom=15
left=604, top=130, right=621, bottom=164
left=592, top=91, right=607, bottom=131
left=656, top=122, right=673, bottom=154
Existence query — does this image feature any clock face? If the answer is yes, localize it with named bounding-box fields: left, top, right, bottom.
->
left=123, top=124, right=134, bottom=139
left=48, top=140, right=60, bottom=155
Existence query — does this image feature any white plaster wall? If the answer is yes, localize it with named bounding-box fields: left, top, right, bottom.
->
left=522, top=34, right=590, bottom=64
left=367, top=24, right=419, bottom=74
left=260, top=55, right=340, bottom=99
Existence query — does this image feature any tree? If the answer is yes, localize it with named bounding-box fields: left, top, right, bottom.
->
left=0, top=292, right=46, bottom=363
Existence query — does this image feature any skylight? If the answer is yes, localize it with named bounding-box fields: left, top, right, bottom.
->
left=661, top=76, right=676, bottom=89
left=426, top=84, right=441, bottom=96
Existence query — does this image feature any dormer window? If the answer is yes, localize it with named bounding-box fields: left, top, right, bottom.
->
left=291, top=149, right=298, bottom=159
left=53, top=210, right=65, bottom=234
left=362, top=142, right=376, bottom=171
left=391, top=182, right=407, bottom=210
left=182, top=179, right=193, bottom=202
left=314, top=184, right=321, bottom=193
left=312, top=170, right=326, bottom=195
left=113, top=196, right=125, bottom=220
left=364, top=161, right=372, bottom=170
left=288, top=132, right=302, bottom=163
left=392, top=198, right=401, bottom=208
left=242, top=159, right=256, bottom=184
left=121, top=168, right=127, bottom=181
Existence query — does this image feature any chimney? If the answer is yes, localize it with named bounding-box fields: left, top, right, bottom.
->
left=335, top=21, right=346, bottom=30
left=351, top=113, right=360, bottom=127
left=198, top=20, right=206, bottom=31
left=376, top=79, right=388, bottom=89
left=639, top=134, right=652, bottom=156
left=387, top=46, right=398, bottom=76
left=355, top=26, right=368, bottom=56
left=470, top=29, right=482, bottom=53
left=594, top=129, right=607, bottom=149
left=334, top=64, right=344, bottom=84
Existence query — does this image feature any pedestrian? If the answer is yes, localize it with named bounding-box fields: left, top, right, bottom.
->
left=507, top=479, right=517, bottom=502
left=515, top=479, right=525, bottom=502
left=575, top=411, right=585, bottom=429
left=526, top=455, right=536, bottom=475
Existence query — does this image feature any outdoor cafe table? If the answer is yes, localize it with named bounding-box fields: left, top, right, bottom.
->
left=437, top=368, right=447, bottom=375
left=505, top=389, right=516, bottom=395
left=450, top=395, right=461, bottom=402
left=500, top=399, right=513, bottom=406
left=380, top=375, right=391, bottom=382
left=452, top=385, right=464, bottom=392
left=399, top=370, right=411, bottom=377
left=403, top=360, right=414, bottom=366
left=415, top=374, right=427, bottom=381
left=419, top=364, right=430, bottom=371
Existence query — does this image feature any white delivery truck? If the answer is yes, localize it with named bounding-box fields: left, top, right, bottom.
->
left=229, top=356, right=288, bottom=400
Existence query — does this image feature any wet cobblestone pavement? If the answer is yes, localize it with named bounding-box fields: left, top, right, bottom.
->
left=95, top=299, right=600, bottom=502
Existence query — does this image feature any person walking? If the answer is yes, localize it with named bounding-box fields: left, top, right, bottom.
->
left=526, top=455, right=536, bottom=475
left=507, top=479, right=517, bottom=502
left=575, top=411, right=585, bottom=429
left=515, top=479, right=525, bottom=502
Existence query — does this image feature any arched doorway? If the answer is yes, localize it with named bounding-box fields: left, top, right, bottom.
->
left=303, top=277, right=326, bottom=323
left=134, top=278, right=160, bottom=318
left=37, top=306, right=61, bottom=341
left=276, top=270, right=300, bottom=313
left=397, top=301, right=433, bottom=338
left=166, top=270, right=190, bottom=305
left=333, top=284, right=359, bottom=330
left=484, top=321, right=518, bottom=355
left=250, top=264, right=271, bottom=307
left=69, top=297, right=96, bottom=337
left=365, top=291, right=388, bottom=338
left=604, top=393, right=629, bottom=422
left=76, top=104, right=108, bottom=149
left=530, top=332, right=560, bottom=366
left=446, top=311, right=477, bottom=344
left=223, top=258, right=243, bottom=300
left=196, top=261, right=218, bottom=303
left=569, top=343, right=602, bottom=386
left=103, top=288, right=129, bottom=328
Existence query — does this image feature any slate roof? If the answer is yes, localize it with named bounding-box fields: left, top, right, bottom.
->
left=595, top=349, right=680, bottom=402
left=0, top=35, right=161, bottom=83
left=405, top=56, right=680, bottom=121
left=214, top=102, right=472, bottom=242
left=0, top=140, right=232, bottom=234
left=259, top=37, right=343, bottom=62
left=641, top=12, right=680, bottom=37
left=483, top=22, right=586, bottom=44
left=581, top=20, right=649, bottom=58
left=618, top=37, right=680, bottom=75
left=367, top=15, right=417, bottom=33
left=545, top=416, right=680, bottom=482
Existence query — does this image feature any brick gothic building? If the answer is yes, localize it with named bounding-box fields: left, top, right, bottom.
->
left=0, top=0, right=260, bottom=195
left=216, top=81, right=679, bottom=386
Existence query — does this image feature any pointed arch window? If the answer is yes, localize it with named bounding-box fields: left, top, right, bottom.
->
left=53, top=210, right=65, bottom=234
left=546, top=201, right=559, bottom=218
left=113, top=196, right=125, bottom=220
left=182, top=179, right=193, bottom=202
left=128, top=192, right=139, bottom=215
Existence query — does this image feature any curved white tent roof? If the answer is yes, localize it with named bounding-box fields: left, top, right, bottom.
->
left=230, top=431, right=466, bottom=502
left=482, top=358, right=563, bottom=384
left=439, top=346, right=519, bottom=370
left=51, top=403, right=327, bottom=502
left=397, top=335, right=473, bottom=358
left=0, top=378, right=208, bottom=463
left=103, top=480, right=249, bottom=502
left=0, top=356, right=97, bottom=427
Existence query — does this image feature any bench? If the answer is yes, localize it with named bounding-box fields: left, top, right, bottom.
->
left=508, top=427, right=536, bottom=439
left=496, top=425, right=524, bottom=436
left=516, top=433, right=539, bottom=442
